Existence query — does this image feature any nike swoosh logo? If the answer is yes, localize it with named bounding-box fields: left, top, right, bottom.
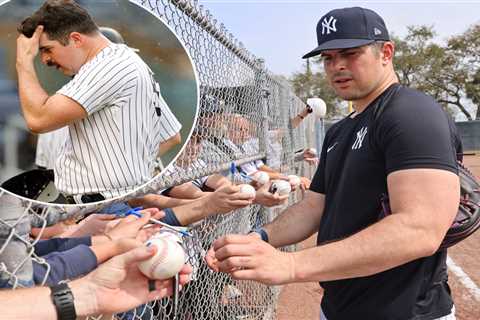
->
left=327, top=142, right=338, bottom=153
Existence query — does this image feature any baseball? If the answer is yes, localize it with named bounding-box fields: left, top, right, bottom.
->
left=269, top=180, right=291, bottom=196
left=306, top=98, right=327, bottom=119
left=288, top=175, right=301, bottom=188
left=307, top=148, right=317, bottom=157
left=138, top=237, right=185, bottom=280
left=252, top=171, right=270, bottom=185
left=239, top=184, right=256, bottom=198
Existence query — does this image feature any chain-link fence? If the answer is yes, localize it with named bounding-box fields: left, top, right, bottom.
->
left=0, top=0, right=320, bottom=319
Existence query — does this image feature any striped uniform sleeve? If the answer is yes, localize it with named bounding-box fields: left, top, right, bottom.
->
left=57, top=51, right=137, bottom=115
left=155, top=90, right=182, bottom=141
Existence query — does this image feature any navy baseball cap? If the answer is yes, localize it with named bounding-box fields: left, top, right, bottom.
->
left=303, top=7, right=390, bottom=59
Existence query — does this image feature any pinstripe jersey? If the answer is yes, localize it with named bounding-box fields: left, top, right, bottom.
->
left=55, top=44, right=181, bottom=199
left=35, top=127, right=68, bottom=169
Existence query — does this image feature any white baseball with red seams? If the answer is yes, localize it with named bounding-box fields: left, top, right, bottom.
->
left=252, top=171, right=270, bottom=185
left=239, top=184, right=256, bottom=198
left=269, top=180, right=291, bottom=196
left=287, top=175, right=301, bottom=188
left=138, top=237, right=185, bottom=280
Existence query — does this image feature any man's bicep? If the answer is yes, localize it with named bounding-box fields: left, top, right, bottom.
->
left=36, top=94, right=87, bottom=132
left=387, top=169, right=460, bottom=248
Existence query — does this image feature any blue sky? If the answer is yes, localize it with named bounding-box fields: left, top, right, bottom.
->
left=201, top=0, right=480, bottom=77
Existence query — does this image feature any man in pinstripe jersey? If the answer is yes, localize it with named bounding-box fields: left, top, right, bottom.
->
left=16, top=0, right=182, bottom=203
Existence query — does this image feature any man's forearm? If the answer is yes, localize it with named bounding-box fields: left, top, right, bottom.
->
left=291, top=213, right=440, bottom=283
left=2, top=286, right=57, bottom=320
left=90, top=240, right=118, bottom=264
left=1, top=281, right=95, bottom=319
left=172, top=196, right=211, bottom=226
left=168, top=183, right=206, bottom=199
left=16, top=61, right=49, bottom=132
left=205, top=174, right=231, bottom=190
left=129, top=194, right=194, bottom=209
left=158, top=133, right=181, bottom=156
left=291, top=108, right=310, bottom=129
left=263, top=191, right=324, bottom=248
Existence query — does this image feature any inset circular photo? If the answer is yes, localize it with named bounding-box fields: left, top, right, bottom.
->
left=0, top=0, right=198, bottom=206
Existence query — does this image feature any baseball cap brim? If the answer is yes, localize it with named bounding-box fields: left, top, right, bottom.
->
left=302, top=39, right=375, bottom=59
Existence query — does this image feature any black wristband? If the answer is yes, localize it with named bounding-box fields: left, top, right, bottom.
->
left=50, top=283, right=77, bottom=320
left=253, top=227, right=269, bottom=243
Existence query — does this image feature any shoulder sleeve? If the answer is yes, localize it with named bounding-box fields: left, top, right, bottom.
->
left=57, top=52, right=138, bottom=115
left=375, top=88, right=458, bottom=175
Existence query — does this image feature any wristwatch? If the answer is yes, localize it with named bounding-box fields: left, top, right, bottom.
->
left=50, top=283, right=77, bottom=320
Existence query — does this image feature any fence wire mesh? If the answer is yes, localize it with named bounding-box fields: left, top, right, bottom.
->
left=0, top=0, right=320, bottom=319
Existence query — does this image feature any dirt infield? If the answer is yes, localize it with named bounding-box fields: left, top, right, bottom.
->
left=275, top=154, right=480, bottom=320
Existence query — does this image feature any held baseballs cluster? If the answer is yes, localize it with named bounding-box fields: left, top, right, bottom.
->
left=138, top=236, right=185, bottom=280
left=287, top=175, right=301, bottom=188
left=239, top=184, right=256, bottom=198
left=252, top=171, right=270, bottom=185
left=269, top=180, right=291, bottom=196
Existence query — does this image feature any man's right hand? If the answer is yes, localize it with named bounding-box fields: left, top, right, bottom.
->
left=71, top=245, right=192, bottom=316
left=105, top=209, right=163, bottom=242
left=61, top=214, right=117, bottom=237
left=254, top=182, right=289, bottom=207
left=204, top=184, right=254, bottom=215
left=16, top=25, right=43, bottom=67
left=205, top=234, right=295, bottom=285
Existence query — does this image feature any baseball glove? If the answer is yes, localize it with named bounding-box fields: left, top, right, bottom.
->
left=1, top=169, right=66, bottom=203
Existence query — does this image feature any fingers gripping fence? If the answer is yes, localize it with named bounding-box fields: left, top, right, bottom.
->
left=0, top=0, right=319, bottom=319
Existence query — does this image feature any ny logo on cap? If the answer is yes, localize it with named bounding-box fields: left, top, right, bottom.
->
left=321, top=16, right=337, bottom=35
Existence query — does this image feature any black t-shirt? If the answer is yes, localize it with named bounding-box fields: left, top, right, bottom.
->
left=310, top=84, right=460, bottom=320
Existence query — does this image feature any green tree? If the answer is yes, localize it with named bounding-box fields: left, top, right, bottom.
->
left=394, top=25, right=477, bottom=120
left=448, top=24, right=480, bottom=119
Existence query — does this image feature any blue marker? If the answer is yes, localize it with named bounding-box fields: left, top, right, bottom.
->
left=125, top=206, right=143, bottom=217
left=148, top=216, right=192, bottom=237
left=229, top=162, right=236, bottom=183
left=124, top=207, right=191, bottom=237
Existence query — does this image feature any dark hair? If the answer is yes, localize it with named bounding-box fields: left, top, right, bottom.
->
left=17, top=0, right=98, bottom=45
left=369, top=41, right=387, bottom=56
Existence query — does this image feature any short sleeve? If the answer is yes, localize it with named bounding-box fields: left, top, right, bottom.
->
left=154, top=90, right=182, bottom=142
left=57, top=53, right=137, bottom=115
left=375, top=90, right=458, bottom=175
